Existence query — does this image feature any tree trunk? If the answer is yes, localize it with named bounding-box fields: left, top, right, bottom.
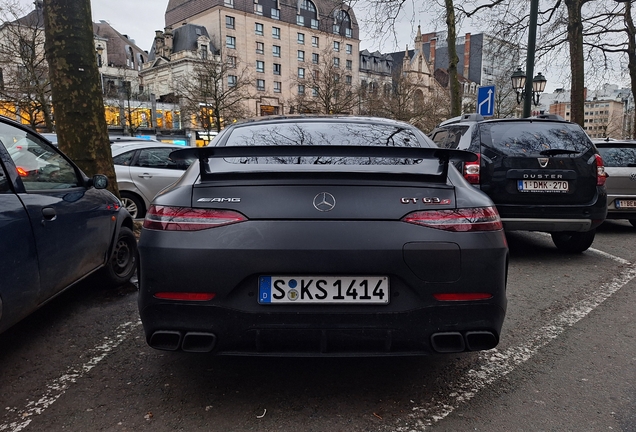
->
left=624, top=1, right=636, bottom=139
left=445, top=0, right=462, bottom=117
left=565, top=0, right=585, bottom=127
left=42, top=0, right=118, bottom=195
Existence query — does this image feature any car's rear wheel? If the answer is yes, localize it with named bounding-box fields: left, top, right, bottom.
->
left=103, top=226, right=138, bottom=286
left=551, top=229, right=596, bottom=253
left=629, top=219, right=636, bottom=228
left=120, top=192, right=145, bottom=219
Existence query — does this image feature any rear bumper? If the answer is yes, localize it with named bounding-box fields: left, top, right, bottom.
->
left=606, top=195, right=636, bottom=220
left=497, top=189, right=607, bottom=232
left=139, top=303, right=506, bottom=356
left=138, top=220, right=508, bottom=356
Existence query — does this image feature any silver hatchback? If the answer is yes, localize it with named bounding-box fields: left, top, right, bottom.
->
left=111, top=141, right=192, bottom=218
left=594, top=139, right=636, bottom=228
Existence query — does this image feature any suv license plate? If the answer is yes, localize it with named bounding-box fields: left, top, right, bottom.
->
left=258, top=276, right=389, bottom=304
left=616, top=199, right=636, bottom=208
left=518, top=180, right=569, bottom=192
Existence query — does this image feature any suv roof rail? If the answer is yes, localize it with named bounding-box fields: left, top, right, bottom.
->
left=532, top=114, right=564, bottom=120
left=438, top=113, right=484, bottom=127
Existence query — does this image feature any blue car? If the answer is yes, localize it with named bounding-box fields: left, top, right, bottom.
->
left=0, top=116, right=137, bottom=334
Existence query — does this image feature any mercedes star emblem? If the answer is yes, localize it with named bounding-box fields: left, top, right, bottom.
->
left=313, top=192, right=336, bottom=212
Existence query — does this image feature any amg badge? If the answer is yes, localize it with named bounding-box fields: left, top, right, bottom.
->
left=197, top=198, right=241, bottom=203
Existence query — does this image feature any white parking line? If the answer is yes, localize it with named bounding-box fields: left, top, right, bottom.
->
left=398, top=251, right=636, bottom=431
left=0, top=321, right=140, bottom=432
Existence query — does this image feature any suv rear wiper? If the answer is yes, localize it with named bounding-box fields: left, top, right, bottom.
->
left=539, top=149, right=580, bottom=156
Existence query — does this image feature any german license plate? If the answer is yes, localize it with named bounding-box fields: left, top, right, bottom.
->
left=258, top=276, right=389, bottom=304
left=518, top=180, right=569, bottom=192
left=616, top=199, right=636, bottom=208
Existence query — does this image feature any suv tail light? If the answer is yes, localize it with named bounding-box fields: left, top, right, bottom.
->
left=143, top=205, right=247, bottom=231
left=402, top=206, right=503, bottom=232
left=463, top=153, right=481, bottom=184
left=594, top=154, right=607, bottom=186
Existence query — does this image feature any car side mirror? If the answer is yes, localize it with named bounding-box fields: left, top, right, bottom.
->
left=91, top=174, right=109, bottom=189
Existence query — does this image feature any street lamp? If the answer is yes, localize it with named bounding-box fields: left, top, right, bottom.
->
left=511, top=68, right=547, bottom=106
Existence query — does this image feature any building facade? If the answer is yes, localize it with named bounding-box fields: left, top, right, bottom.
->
left=141, top=0, right=361, bottom=118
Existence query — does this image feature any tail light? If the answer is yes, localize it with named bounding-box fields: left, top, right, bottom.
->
left=154, top=292, right=216, bottom=301
left=16, top=166, right=28, bottom=177
left=594, top=154, right=607, bottom=186
left=463, top=153, right=481, bottom=184
left=402, top=206, right=503, bottom=232
left=434, top=293, right=493, bottom=301
left=143, top=205, right=247, bottom=231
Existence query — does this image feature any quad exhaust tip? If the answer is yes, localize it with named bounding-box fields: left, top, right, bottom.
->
left=149, top=331, right=217, bottom=352
left=431, top=331, right=498, bottom=353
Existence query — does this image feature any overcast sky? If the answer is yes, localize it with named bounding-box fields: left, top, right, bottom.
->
left=91, top=0, right=169, bottom=52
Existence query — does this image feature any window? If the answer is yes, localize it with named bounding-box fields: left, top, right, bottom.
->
left=296, top=15, right=304, bottom=26
left=113, top=150, right=135, bottom=166
left=256, top=60, right=265, bottom=72
left=298, top=68, right=305, bottom=78
left=226, top=36, right=236, bottom=49
left=226, top=16, right=235, bottom=29
left=271, top=8, right=280, bottom=19
left=333, top=41, right=340, bottom=52
left=312, top=53, right=319, bottom=64
left=228, top=75, right=237, bottom=87
left=257, top=79, right=265, bottom=90
left=311, top=19, right=319, bottom=29
left=346, top=59, right=352, bottom=70
left=224, top=0, right=234, bottom=7
left=254, top=3, right=263, bottom=14
left=297, top=33, right=305, bottom=44
left=273, top=63, right=281, bottom=75
left=8, top=134, right=79, bottom=190
left=255, top=23, right=264, bottom=35
left=346, top=75, right=352, bottom=84
left=312, top=87, right=318, bottom=97
left=200, top=45, right=208, bottom=59
left=333, top=24, right=340, bottom=34
left=297, top=50, right=305, bottom=62
left=272, top=27, right=280, bottom=39
left=345, top=28, right=352, bottom=38
left=333, top=57, right=340, bottom=68
left=256, top=42, right=264, bottom=54
left=300, top=0, right=316, bottom=11
left=312, top=70, right=319, bottom=80
left=227, top=56, right=237, bottom=67
left=312, top=36, right=319, bottom=47
left=298, top=84, right=305, bottom=94
left=273, top=45, right=281, bottom=57
left=346, top=44, right=352, bottom=54
left=274, top=81, right=281, bottom=93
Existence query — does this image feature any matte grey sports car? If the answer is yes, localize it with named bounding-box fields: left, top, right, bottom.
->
left=138, top=116, right=508, bottom=356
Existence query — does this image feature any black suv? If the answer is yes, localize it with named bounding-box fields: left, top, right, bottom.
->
left=430, top=114, right=607, bottom=252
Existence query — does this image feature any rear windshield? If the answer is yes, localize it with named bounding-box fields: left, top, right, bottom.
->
left=220, top=121, right=425, bottom=165
left=480, top=122, right=592, bottom=156
left=597, top=146, right=636, bottom=167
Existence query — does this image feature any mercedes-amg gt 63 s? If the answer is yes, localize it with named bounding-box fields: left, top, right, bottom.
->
left=138, top=116, right=509, bottom=356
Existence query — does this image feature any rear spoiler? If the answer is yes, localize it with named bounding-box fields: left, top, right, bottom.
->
left=171, top=145, right=477, bottom=180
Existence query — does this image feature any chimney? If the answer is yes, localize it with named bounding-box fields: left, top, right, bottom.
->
left=164, top=27, right=173, bottom=56
left=430, top=39, right=436, bottom=69
left=154, top=30, right=165, bottom=56
left=463, top=33, right=471, bottom=79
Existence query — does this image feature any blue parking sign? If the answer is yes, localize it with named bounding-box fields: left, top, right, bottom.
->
left=477, top=86, right=496, bottom=117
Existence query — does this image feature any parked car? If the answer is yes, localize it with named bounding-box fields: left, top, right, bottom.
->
left=429, top=114, right=608, bottom=253
left=137, top=116, right=509, bottom=356
left=593, top=138, right=636, bottom=228
left=111, top=141, right=192, bottom=218
left=0, top=116, right=137, bottom=334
